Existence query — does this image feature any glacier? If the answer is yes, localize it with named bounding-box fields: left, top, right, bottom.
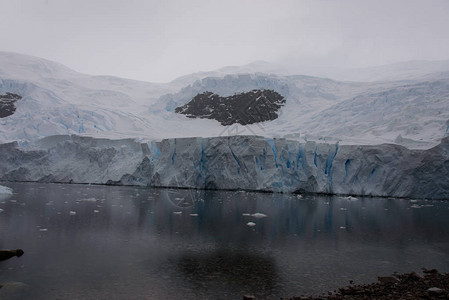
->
left=2, top=52, right=449, bottom=149
left=1, top=135, right=448, bottom=199
left=1, top=52, right=449, bottom=199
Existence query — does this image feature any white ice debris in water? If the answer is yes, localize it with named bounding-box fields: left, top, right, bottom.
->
left=77, top=198, right=98, bottom=202
left=39, top=228, right=48, bottom=232
left=345, top=196, right=358, bottom=201
left=69, top=211, right=77, bottom=215
left=0, top=208, right=3, bottom=213
left=247, top=222, right=256, bottom=227
left=0, top=185, right=13, bottom=195
left=93, top=210, right=100, bottom=213
left=173, top=211, right=182, bottom=215
left=242, top=213, right=251, bottom=216
left=410, top=199, right=418, bottom=203
left=296, top=195, right=303, bottom=199
left=251, top=213, right=267, bottom=218
left=340, top=207, right=348, bottom=211
left=411, top=204, right=421, bottom=208
left=189, top=213, right=198, bottom=217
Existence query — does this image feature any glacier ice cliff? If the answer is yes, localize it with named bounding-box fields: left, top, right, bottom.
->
left=0, top=135, right=448, bottom=199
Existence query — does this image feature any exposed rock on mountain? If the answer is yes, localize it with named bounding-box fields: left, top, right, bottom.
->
left=0, top=92, right=21, bottom=118
left=175, top=89, right=285, bottom=125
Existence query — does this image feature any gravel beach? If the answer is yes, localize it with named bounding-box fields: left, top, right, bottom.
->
left=282, top=269, right=449, bottom=300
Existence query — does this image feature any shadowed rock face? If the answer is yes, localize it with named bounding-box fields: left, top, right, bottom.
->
left=175, top=89, right=285, bottom=125
left=0, top=93, right=22, bottom=118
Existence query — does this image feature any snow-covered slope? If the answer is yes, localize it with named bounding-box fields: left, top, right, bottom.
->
left=1, top=51, right=449, bottom=150
left=324, top=60, right=449, bottom=82
left=0, top=52, right=173, bottom=143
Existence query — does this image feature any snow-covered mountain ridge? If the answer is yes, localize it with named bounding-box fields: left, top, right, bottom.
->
left=1, top=51, right=448, bottom=149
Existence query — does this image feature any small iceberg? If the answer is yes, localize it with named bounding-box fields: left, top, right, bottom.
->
left=173, top=211, right=182, bottom=215
left=242, top=213, right=251, bottom=216
left=69, top=211, right=77, bottom=215
left=0, top=185, right=13, bottom=195
left=77, top=197, right=98, bottom=202
left=251, top=213, right=267, bottom=218
left=189, top=213, right=198, bottom=217
left=246, top=222, right=256, bottom=227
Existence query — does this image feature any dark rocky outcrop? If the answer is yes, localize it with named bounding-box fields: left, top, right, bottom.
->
left=0, top=92, right=22, bottom=118
left=175, top=89, right=285, bottom=125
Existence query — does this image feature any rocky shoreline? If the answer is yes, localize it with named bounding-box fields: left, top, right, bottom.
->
left=282, top=269, right=449, bottom=300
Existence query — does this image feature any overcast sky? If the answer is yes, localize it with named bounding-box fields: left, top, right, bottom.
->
left=1, top=0, right=449, bottom=82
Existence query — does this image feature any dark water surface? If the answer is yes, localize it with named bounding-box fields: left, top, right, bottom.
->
left=1, top=182, right=449, bottom=299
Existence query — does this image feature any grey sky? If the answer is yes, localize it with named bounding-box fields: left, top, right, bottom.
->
left=1, top=0, right=449, bottom=82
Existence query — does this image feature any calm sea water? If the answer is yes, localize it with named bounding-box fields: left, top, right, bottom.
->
left=0, top=182, right=449, bottom=299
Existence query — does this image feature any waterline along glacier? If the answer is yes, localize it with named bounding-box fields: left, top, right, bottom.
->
left=1, top=52, right=449, bottom=199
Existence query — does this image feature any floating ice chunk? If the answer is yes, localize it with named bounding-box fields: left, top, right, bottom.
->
left=0, top=185, right=13, bottom=195
left=242, top=213, right=251, bottom=216
left=251, top=213, right=267, bottom=218
left=39, top=228, right=48, bottom=232
left=247, top=222, right=256, bottom=227
left=411, top=204, right=421, bottom=209
left=69, top=211, right=77, bottom=215
left=296, top=195, right=303, bottom=199
left=340, top=208, right=348, bottom=211
left=0, top=208, right=3, bottom=213
left=173, top=211, right=182, bottom=215
left=339, top=226, right=346, bottom=229
left=410, top=199, right=418, bottom=203
left=78, top=198, right=97, bottom=202
left=93, top=210, right=100, bottom=213
left=345, top=196, right=358, bottom=201
left=189, top=213, right=198, bottom=217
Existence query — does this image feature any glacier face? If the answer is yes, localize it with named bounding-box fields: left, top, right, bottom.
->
left=1, top=135, right=448, bottom=199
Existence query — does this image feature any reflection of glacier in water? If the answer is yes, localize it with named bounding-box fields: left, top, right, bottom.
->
left=0, top=182, right=449, bottom=299
left=161, top=188, right=203, bottom=209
